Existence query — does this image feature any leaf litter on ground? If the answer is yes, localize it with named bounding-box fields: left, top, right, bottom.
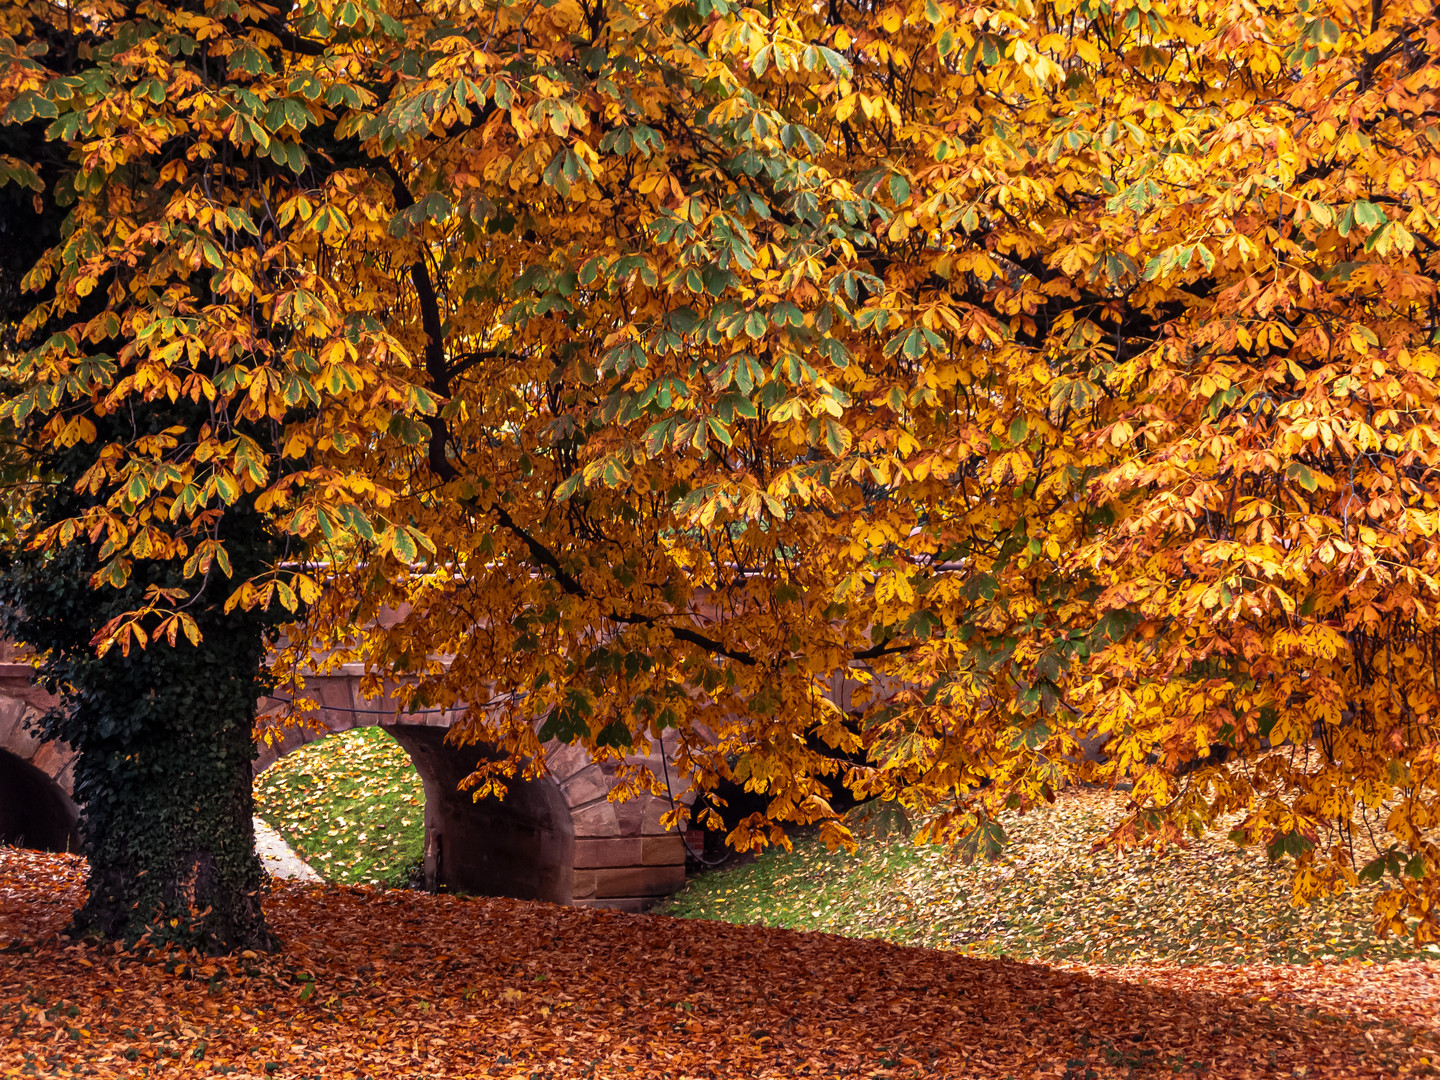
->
left=3, top=846, right=1440, bottom=1078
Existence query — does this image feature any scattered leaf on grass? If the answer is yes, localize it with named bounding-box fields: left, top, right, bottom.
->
left=660, top=789, right=1435, bottom=967
left=253, top=726, right=424, bottom=887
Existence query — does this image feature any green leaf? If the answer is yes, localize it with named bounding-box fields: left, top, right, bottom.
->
left=391, top=528, right=417, bottom=563
left=1285, top=462, right=1319, bottom=492
left=4, top=91, right=59, bottom=124
left=902, top=609, right=942, bottom=640
left=1265, top=831, right=1314, bottom=863
left=554, top=471, right=585, bottom=501
left=722, top=391, right=758, bottom=420
left=1012, top=720, right=1050, bottom=750
left=595, top=720, right=632, bottom=749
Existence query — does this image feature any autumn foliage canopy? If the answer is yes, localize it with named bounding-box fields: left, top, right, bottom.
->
left=4, top=0, right=1440, bottom=937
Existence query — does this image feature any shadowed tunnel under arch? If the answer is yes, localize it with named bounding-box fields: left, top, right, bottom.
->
left=385, top=725, right=576, bottom=903
left=0, top=748, right=81, bottom=853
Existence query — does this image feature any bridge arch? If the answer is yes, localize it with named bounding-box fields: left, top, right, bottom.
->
left=0, top=749, right=80, bottom=852
left=386, top=724, right=575, bottom=903
left=0, top=671, right=80, bottom=853
left=256, top=673, right=689, bottom=908
left=0, top=659, right=689, bottom=909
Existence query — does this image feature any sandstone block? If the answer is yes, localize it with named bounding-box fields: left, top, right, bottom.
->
left=561, top=766, right=611, bottom=808
left=572, top=870, right=597, bottom=900
left=570, top=800, right=619, bottom=838
left=641, top=835, right=685, bottom=866
left=573, top=837, right=644, bottom=868
left=593, top=864, right=685, bottom=898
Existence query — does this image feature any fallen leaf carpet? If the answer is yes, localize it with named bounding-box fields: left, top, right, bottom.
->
left=3, top=849, right=1438, bottom=1078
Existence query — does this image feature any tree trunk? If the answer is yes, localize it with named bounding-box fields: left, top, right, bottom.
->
left=66, top=626, right=275, bottom=951
left=2, top=479, right=286, bottom=953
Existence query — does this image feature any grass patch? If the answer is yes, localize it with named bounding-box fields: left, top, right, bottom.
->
left=253, top=726, right=425, bottom=887
left=658, top=788, right=1440, bottom=966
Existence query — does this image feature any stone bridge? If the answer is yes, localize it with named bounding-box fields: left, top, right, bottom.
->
left=0, top=655, right=690, bottom=911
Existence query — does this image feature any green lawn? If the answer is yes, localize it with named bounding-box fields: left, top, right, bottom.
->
left=252, top=726, right=425, bottom=887
left=656, top=789, right=1440, bottom=966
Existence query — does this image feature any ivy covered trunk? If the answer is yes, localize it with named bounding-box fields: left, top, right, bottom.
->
left=0, top=433, right=284, bottom=952
left=69, top=616, right=274, bottom=950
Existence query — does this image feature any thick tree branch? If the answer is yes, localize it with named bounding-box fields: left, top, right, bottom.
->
left=448, top=349, right=527, bottom=378
left=380, top=162, right=460, bottom=481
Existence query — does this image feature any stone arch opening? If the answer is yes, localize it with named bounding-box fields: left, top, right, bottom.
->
left=385, top=725, right=575, bottom=904
left=0, top=748, right=80, bottom=853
